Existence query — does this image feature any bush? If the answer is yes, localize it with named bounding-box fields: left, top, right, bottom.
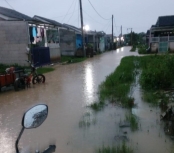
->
left=137, top=45, right=148, bottom=54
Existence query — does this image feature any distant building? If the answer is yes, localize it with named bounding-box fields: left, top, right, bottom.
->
left=147, top=15, right=174, bottom=53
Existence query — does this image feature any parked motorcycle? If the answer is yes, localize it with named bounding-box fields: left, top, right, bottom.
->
left=15, top=104, right=56, bottom=153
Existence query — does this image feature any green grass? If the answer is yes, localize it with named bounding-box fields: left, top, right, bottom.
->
left=90, top=54, right=174, bottom=109
left=0, top=63, right=54, bottom=74
left=61, top=56, right=87, bottom=64
left=0, top=64, right=8, bottom=73
left=90, top=101, right=105, bottom=111
left=130, top=46, right=136, bottom=52
left=137, top=45, right=148, bottom=54
left=0, top=63, right=23, bottom=73
left=37, top=67, right=55, bottom=74
left=97, top=56, right=139, bottom=108
left=142, top=90, right=169, bottom=106
left=125, top=113, right=138, bottom=131
left=96, top=143, right=134, bottom=153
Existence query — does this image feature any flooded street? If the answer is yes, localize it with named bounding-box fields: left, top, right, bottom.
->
left=0, top=46, right=174, bottom=153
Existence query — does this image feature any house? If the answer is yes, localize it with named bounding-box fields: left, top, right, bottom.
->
left=0, top=6, right=56, bottom=66
left=148, top=15, right=174, bottom=53
left=0, top=6, right=33, bottom=65
left=60, top=24, right=81, bottom=56
left=94, top=31, right=106, bottom=52
left=33, top=15, right=62, bottom=63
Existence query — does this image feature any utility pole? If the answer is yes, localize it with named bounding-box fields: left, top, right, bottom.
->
left=121, top=25, right=122, bottom=36
left=112, top=15, right=113, bottom=50
left=127, top=28, right=133, bottom=46
left=79, top=0, right=85, bottom=56
left=131, top=28, right=133, bottom=46
left=121, top=25, right=122, bottom=46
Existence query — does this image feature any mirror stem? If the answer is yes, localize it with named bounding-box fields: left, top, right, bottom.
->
left=15, top=127, right=25, bottom=153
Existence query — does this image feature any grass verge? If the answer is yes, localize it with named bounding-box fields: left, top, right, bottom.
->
left=0, top=63, right=54, bottom=74
left=130, top=46, right=136, bottom=52
left=61, top=56, right=87, bottom=64
left=90, top=54, right=174, bottom=110
left=96, top=56, right=138, bottom=108
left=125, top=113, right=138, bottom=131
left=96, top=143, right=134, bottom=153
left=37, top=67, right=54, bottom=74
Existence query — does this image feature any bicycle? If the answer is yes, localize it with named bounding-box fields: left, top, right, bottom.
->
left=14, top=60, right=45, bottom=91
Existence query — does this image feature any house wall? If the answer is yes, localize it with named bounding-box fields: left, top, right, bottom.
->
left=48, top=43, right=61, bottom=62
left=0, top=21, right=29, bottom=66
left=169, top=42, right=174, bottom=52
left=151, top=43, right=158, bottom=52
left=99, top=37, right=105, bottom=52
left=59, top=29, right=76, bottom=56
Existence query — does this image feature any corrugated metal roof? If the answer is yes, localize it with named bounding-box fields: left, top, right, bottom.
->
left=0, top=6, right=32, bottom=21
left=62, top=23, right=81, bottom=33
left=33, top=15, right=62, bottom=27
left=156, top=15, right=174, bottom=27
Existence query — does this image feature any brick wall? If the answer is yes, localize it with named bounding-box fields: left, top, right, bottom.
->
left=0, top=21, right=29, bottom=66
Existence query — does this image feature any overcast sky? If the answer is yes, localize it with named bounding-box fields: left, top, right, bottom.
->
left=1, top=0, right=174, bottom=35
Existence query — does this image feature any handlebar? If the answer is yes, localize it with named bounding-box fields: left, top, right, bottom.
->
left=25, top=60, right=39, bottom=68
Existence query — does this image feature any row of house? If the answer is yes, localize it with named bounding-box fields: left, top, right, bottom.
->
left=146, top=15, right=174, bottom=53
left=0, top=6, right=113, bottom=66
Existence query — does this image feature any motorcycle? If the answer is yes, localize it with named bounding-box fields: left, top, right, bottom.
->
left=15, top=104, right=56, bottom=153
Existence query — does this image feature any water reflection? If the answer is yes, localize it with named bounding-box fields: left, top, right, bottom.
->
left=116, top=48, right=120, bottom=53
left=0, top=129, right=14, bottom=153
left=84, top=63, right=94, bottom=105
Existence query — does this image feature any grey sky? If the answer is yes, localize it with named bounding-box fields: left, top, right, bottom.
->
left=1, top=0, right=174, bottom=35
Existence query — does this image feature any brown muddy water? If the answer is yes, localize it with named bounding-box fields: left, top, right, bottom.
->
left=0, top=46, right=173, bottom=153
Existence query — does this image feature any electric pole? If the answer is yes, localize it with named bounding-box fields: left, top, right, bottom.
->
left=121, top=25, right=122, bottom=36
left=127, top=28, right=133, bottom=46
left=112, top=15, right=113, bottom=50
left=121, top=25, right=122, bottom=46
left=131, top=28, right=133, bottom=46
left=79, top=0, right=85, bottom=56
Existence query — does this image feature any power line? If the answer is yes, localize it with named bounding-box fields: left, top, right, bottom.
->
left=83, top=9, right=103, bottom=24
left=62, top=0, right=77, bottom=22
left=51, top=10, right=78, bottom=19
left=102, top=20, right=111, bottom=33
left=4, top=0, right=14, bottom=10
left=67, top=0, right=78, bottom=23
left=113, top=17, right=121, bottom=36
left=87, top=0, right=111, bottom=20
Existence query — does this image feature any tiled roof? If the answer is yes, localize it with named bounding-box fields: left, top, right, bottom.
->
left=0, top=6, right=32, bottom=21
left=156, top=15, right=174, bottom=27
left=33, top=15, right=62, bottom=27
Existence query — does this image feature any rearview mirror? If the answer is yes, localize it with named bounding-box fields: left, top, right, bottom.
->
left=22, top=104, right=48, bottom=129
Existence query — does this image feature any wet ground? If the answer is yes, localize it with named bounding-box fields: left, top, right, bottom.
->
left=0, top=46, right=174, bottom=153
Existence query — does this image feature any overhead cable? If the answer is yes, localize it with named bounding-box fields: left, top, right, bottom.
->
left=67, top=0, right=78, bottom=23
left=4, top=0, right=15, bottom=10
left=83, top=9, right=103, bottom=24
left=114, top=17, right=121, bottom=35
left=51, top=10, right=78, bottom=19
left=62, top=0, right=77, bottom=22
left=87, top=0, right=111, bottom=20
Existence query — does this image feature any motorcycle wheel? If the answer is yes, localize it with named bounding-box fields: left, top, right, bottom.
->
left=14, top=78, right=25, bottom=91
left=32, top=74, right=45, bottom=84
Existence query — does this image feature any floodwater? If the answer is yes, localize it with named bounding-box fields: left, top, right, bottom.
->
left=0, top=46, right=173, bottom=153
